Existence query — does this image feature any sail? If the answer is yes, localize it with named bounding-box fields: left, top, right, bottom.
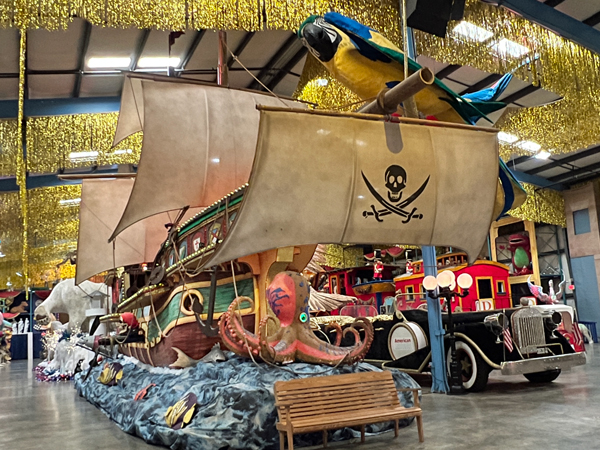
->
left=76, top=178, right=199, bottom=285
left=112, top=76, right=144, bottom=146
left=202, top=108, right=499, bottom=267
left=109, top=78, right=305, bottom=241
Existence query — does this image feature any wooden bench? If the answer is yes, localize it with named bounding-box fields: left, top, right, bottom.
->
left=274, top=371, right=424, bottom=450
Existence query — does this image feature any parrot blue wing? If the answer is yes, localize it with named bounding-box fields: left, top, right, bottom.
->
left=323, top=12, right=493, bottom=125
left=498, top=159, right=527, bottom=219
left=463, top=73, right=513, bottom=102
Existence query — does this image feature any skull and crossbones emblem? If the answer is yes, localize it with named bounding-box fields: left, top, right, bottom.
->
left=362, top=164, right=429, bottom=223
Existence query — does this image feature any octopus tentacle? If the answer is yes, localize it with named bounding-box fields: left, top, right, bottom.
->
left=325, top=322, right=343, bottom=346
left=220, top=297, right=260, bottom=356
left=295, top=318, right=374, bottom=365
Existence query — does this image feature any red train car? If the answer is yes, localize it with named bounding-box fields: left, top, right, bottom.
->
left=394, top=253, right=512, bottom=312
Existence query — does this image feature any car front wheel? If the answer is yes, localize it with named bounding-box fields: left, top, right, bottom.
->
left=447, top=341, right=490, bottom=392
left=524, top=369, right=561, bottom=383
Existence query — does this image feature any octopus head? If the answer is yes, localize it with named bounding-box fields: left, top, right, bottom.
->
left=266, top=271, right=310, bottom=328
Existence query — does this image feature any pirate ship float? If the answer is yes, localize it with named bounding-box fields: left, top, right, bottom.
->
left=76, top=68, right=502, bottom=367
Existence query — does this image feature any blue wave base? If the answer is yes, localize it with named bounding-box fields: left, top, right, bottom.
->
left=74, top=353, right=421, bottom=450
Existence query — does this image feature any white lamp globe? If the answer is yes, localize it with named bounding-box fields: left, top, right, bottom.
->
left=423, top=275, right=438, bottom=291
left=450, top=280, right=456, bottom=291
left=457, top=273, right=473, bottom=290
left=437, top=270, right=453, bottom=288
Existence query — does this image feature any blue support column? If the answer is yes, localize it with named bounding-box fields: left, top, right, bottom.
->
left=404, top=15, right=449, bottom=393
left=423, top=246, right=449, bottom=393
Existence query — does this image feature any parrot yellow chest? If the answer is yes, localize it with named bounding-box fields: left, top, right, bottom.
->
left=321, top=37, right=462, bottom=122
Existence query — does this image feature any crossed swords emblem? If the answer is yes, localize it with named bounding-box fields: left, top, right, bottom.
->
left=361, top=170, right=430, bottom=223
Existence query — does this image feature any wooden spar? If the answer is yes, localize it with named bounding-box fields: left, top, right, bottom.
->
left=256, top=105, right=499, bottom=134
left=217, top=31, right=229, bottom=87
left=358, top=68, right=435, bottom=115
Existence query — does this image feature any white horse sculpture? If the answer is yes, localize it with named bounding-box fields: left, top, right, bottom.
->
left=34, top=278, right=108, bottom=332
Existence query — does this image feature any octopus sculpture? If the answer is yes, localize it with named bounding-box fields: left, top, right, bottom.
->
left=219, top=271, right=374, bottom=365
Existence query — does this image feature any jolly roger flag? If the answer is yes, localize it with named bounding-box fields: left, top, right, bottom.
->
left=201, top=108, right=500, bottom=269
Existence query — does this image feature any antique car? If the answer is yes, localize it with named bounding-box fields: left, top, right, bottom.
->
left=316, top=302, right=586, bottom=392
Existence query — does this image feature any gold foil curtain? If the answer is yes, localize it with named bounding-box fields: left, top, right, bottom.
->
left=0, top=120, right=19, bottom=177
left=507, top=183, right=566, bottom=228
left=26, top=113, right=142, bottom=173
left=0, top=186, right=80, bottom=289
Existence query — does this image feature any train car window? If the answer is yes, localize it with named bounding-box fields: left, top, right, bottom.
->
left=477, top=278, right=493, bottom=299
left=497, top=280, right=506, bottom=294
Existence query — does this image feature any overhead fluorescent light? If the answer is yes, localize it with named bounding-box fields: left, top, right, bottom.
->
left=15, top=272, right=22, bottom=277
left=87, top=57, right=131, bottom=69
left=516, top=140, right=541, bottom=152
left=535, top=151, right=551, bottom=160
left=498, top=132, right=518, bottom=144
left=453, top=22, right=493, bottom=42
left=69, top=151, right=98, bottom=162
left=316, top=78, right=329, bottom=87
left=211, top=158, right=220, bottom=163
left=137, top=57, right=181, bottom=68
left=0, top=253, right=5, bottom=258
left=113, top=149, right=133, bottom=155
left=59, top=198, right=82, bottom=206
left=490, top=38, right=529, bottom=58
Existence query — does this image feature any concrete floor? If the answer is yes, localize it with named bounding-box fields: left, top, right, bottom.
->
left=0, top=347, right=598, bottom=450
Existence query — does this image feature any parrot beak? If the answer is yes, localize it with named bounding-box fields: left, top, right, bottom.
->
left=301, top=23, right=339, bottom=62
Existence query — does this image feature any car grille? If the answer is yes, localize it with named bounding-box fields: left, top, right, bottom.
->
left=511, top=308, right=546, bottom=355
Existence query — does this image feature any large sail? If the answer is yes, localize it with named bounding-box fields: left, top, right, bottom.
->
left=76, top=178, right=199, bottom=285
left=202, top=108, right=499, bottom=266
left=109, top=78, right=306, bottom=241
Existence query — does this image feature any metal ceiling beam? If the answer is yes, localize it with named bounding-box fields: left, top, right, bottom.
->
left=544, top=0, right=565, bottom=7
left=459, top=74, right=502, bottom=95
left=511, top=170, right=564, bottom=190
left=526, top=145, right=600, bottom=175
left=177, top=29, right=206, bottom=76
left=583, top=12, right=600, bottom=27
left=129, top=29, right=151, bottom=72
left=248, top=33, right=298, bottom=90
left=498, top=84, right=540, bottom=104
left=72, top=21, right=93, bottom=98
left=0, top=97, right=120, bottom=119
left=486, top=0, right=600, bottom=55
left=227, top=32, right=255, bottom=69
left=507, top=155, right=532, bottom=167
left=267, top=47, right=308, bottom=91
left=548, top=161, right=600, bottom=183
left=435, top=64, right=460, bottom=80
left=563, top=171, right=600, bottom=187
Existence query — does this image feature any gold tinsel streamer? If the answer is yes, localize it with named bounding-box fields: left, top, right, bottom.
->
left=26, top=113, right=142, bottom=173
left=17, top=29, right=28, bottom=297
left=324, top=244, right=365, bottom=269
left=507, top=183, right=565, bottom=228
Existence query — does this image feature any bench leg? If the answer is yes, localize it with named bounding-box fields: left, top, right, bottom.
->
left=279, top=432, right=285, bottom=450
left=322, top=430, right=328, bottom=448
left=287, top=431, right=294, bottom=450
left=417, top=414, right=424, bottom=443
left=394, top=419, right=399, bottom=438
left=361, top=425, right=365, bottom=443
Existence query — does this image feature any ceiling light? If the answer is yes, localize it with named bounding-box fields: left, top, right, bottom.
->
left=316, top=78, right=329, bottom=87
left=137, top=57, right=181, bottom=68
left=69, top=151, right=98, bottom=162
left=0, top=253, right=5, bottom=258
left=59, top=198, right=82, bottom=206
left=535, top=151, right=551, bottom=160
left=113, top=149, right=133, bottom=155
left=497, top=132, right=518, bottom=144
left=211, top=158, right=220, bottom=163
left=516, top=140, right=541, bottom=152
left=453, top=22, right=493, bottom=42
left=87, top=57, right=131, bottom=69
left=490, top=39, right=529, bottom=58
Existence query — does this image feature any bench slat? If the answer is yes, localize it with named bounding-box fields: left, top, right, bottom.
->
left=276, top=379, right=397, bottom=396
left=274, top=371, right=393, bottom=391
left=285, top=400, right=411, bottom=420
left=279, top=392, right=400, bottom=415
left=276, top=384, right=400, bottom=406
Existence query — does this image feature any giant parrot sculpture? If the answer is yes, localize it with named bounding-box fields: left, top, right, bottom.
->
left=298, top=12, right=527, bottom=219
